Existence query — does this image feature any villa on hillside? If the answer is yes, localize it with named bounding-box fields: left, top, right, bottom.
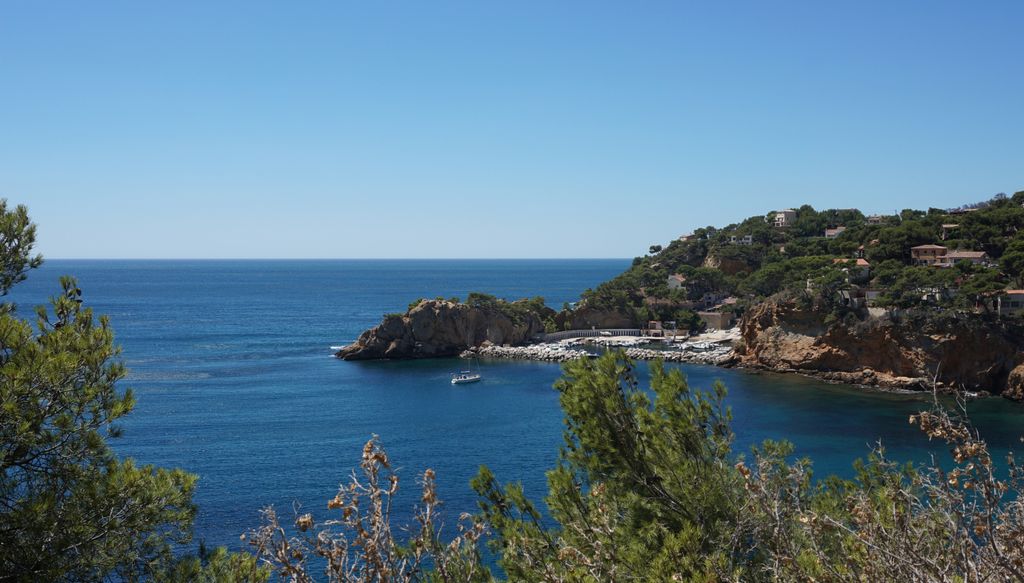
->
left=948, top=207, right=981, bottom=216
left=729, top=234, right=753, bottom=245
left=941, top=224, right=960, bottom=240
left=696, top=291, right=728, bottom=310
left=911, top=244, right=948, bottom=266
left=667, top=273, right=687, bottom=290
left=833, top=257, right=871, bottom=284
left=911, top=244, right=991, bottom=268
left=998, top=291, right=1024, bottom=316
left=938, top=250, right=989, bottom=267
left=866, top=215, right=887, bottom=225
left=773, top=209, right=797, bottom=228
left=824, top=226, right=846, bottom=238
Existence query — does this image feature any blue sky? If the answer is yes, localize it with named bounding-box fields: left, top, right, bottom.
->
left=2, top=1, right=1022, bottom=258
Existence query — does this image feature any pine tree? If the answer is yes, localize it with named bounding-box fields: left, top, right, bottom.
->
left=0, top=201, right=263, bottom=582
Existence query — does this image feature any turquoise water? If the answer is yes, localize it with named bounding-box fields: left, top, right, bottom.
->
left=9, top=259, right=1024, bottom=553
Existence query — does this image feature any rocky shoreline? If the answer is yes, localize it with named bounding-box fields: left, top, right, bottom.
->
left=337, top=295, right=1024, bottom=400
left=735, top=295, right=1024, bottom=399
left=461, top=341, right=996, bottom=398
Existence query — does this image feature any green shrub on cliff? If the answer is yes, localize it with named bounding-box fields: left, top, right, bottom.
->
left=462, top=292, right=553, bottom=326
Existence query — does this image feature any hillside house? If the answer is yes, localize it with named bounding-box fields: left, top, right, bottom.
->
left=839, top=287, right=886, bottom=308
left=729, top=234, right=753, bottom=245
left=864, top=289, right=883, bottom=304
left=866, top=215, right=886, bottom=225
left=698, top=291, right=728, bottom=309
left=837, top=289, right=866, bottom=309
left=938, top=250, right=989, bottom=267
left=911, top=244, right=948, bottom=266
left=824, top=226, right=847, bottom=239
left=773, top=209, right=797, bottom=228
left=998, top=291, right=1024, bottom=316
left=697, top=311, right=734, bottom=330
left=941, top=224, right=960, bottom=240
left=833, top=257, right=871, bottom=284
left=917, top=287, right=956, bottom=304
left=948, top=207, right=981, bottom=216
left=667, top=273, right=687, bottom=290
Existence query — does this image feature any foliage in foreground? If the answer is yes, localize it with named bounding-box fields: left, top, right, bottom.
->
left=245, top=438, right=489, bottom=583
left=0, top=202, right=263, bottom=583
left=252, top=351, right=1024, bottom=582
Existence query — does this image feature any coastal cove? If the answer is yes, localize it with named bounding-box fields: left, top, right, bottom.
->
left=10, top=259, right=1024, bottom=556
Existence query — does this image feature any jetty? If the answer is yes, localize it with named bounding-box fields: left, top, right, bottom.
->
left=464, top=327, right=739, bottom=365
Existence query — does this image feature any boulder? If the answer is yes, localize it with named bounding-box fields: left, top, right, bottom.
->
left=1005, top=364, right=1024, bottom=401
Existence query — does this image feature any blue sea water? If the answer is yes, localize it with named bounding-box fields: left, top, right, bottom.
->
left=9, top=259, right=1024, bottom=554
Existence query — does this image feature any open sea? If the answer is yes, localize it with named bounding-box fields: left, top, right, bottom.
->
left=9, top=259, right=1024, bottom=554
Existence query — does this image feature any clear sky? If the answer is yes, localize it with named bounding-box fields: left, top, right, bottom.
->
left=2, top=2, right=1022, bottom=259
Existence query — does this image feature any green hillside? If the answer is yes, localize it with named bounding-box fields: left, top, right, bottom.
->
left=579, top=190, right=1024, bottom=328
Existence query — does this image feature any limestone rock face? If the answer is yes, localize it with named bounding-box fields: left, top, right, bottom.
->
left=702, top=253, right=750, bottom=276
left=1005, top=364, right=1024, bottom=401
left=737, top=296, right=1022, bottom=395
left=337, top=299, right=552, bottom=360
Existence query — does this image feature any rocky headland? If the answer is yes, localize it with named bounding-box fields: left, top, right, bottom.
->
left=337, top=297, right=554, bottom=360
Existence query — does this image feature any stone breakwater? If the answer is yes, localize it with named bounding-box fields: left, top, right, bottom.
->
left=469, top=344, right=589, bottom=362
left=466, top=342, right=734, bottom=365
left=622, top=346, right=734, bottom=365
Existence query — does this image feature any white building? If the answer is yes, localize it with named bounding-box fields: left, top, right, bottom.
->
left=773, top=209, right=797, bottom=228
left=998, top=291, right=1024, bottom=316
left=729, top=234, right=753, bottom=245
left=937, top=250, right=988, bottom=267
left=667, top=274, right=687, bottom=290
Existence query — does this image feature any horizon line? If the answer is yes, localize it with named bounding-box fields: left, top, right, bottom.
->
left=39, top=257, right=635, bottom=261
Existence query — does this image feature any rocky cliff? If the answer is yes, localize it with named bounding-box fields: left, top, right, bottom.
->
left=337, top=299, right=553, bottom=360
left=736, top=296, right=1023, bottom=397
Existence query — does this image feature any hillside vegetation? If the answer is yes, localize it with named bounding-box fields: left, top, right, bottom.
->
left=579, top=190, right=1024, bottom=328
